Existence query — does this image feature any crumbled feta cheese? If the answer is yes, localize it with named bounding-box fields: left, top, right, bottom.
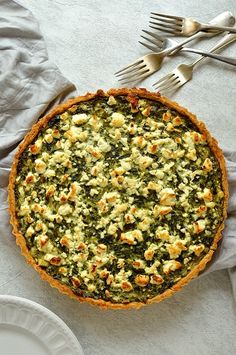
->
left=72, top=113, right=88, bottom=125
left=58, top=204, right=73, bottom=216
left=163, top=260, right=182, bottom=274
left=107, top=95, right=117, bottom=105
left=111, top=112, right=125, bottom=127
left=159, top=188, right=176, bottom=206
left=35, top=159, right=46, bottom=174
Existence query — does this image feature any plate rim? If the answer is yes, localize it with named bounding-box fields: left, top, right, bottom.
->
left=0, top=295, right=84, bottom=355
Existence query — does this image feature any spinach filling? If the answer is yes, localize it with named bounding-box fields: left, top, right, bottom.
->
left=14, top=95, right=224, bottom=303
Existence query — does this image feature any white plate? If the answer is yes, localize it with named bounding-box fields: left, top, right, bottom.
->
left=0, top=295, right=84, bottom=355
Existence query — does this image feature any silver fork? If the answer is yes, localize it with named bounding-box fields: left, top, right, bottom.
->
left=153, top=31, right=236, bottom=93
left=140, top=12, right=235, bottom=53
left=115, top=43, right=236, bottom=84
left=150, top=12, right=236, bottom=36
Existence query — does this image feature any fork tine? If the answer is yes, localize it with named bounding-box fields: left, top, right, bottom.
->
left=149, top=25, right=180, bottom=35
left=153, top=73, right=174, bottom=87
left=149, top=20, right=182, bottom=31
left=169, top=81, right=183, bottom=91
left=150, top=16, right=182, bottom=28
left=140, top=34, right=163, bottom=48
left=142, top=29, right=164, bottom=44
left=159, top=77, right=182, bottom=92
left=150, top=12, right=183, bottom=21
left=139, top=40, right=158, bottom=52
left=153, top=76, right=177, bottom=91
left=160, top=81, right=183, bottom=94
left=114, top=59, right=144, bottom=75
left=115, top=60, right=145, bottom=77
left=119, top=70, right=150, bottom=85
left=115, top=63, right=146, bottom=78
left=118, top=68, right=150, bottom=83
left=140, top=35, right=159, bottom=45
left=156, top=77, right=180, bottom=92
left=150, top=15, right=182, bottom=25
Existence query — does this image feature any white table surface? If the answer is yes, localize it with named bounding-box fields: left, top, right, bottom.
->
left=2, top=0, right=236, bottom=354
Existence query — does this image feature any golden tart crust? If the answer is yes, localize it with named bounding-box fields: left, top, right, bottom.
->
left=8, top=88, right=228, bottom=309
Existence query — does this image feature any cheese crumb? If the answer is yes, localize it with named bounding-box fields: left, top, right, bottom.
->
left=58, top=204, right=73, bottom=216
left=72, top=113, right=88, bottom=125
left=107, top=96, right=117, bottom=105
left=111, top=112, right=125, bottom=127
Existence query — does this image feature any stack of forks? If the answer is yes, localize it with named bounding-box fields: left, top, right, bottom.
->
left=115, top=11, right=236, bottom=95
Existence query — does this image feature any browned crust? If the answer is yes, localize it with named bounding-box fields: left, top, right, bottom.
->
left=8, top=88, right=229, bottom=310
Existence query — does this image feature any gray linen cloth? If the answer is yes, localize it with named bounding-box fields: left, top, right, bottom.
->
left=0, top=0, right=236, bottom=297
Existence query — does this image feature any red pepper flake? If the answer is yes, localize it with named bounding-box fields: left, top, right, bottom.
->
left=127, top=95, right=139, bottom=112
left=91, top=264, right=97, bottom=273
left=50, top=256, right=61, bottom=265
left=71, top=276, right=81, bottom=288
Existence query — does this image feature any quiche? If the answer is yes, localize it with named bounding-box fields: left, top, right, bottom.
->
left=8, top=88, right=228, bottom=309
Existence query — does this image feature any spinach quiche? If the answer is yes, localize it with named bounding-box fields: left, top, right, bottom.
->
left=8, top=88, right=228, bottom=309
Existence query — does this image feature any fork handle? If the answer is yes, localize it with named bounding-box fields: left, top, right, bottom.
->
left=164, top=34, right=209, bottom=56
left=201, top=24, right=236, bottom=34
left=191, top=32, right=236, bottom=67
left=181, top=47, right=236, bottom=67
